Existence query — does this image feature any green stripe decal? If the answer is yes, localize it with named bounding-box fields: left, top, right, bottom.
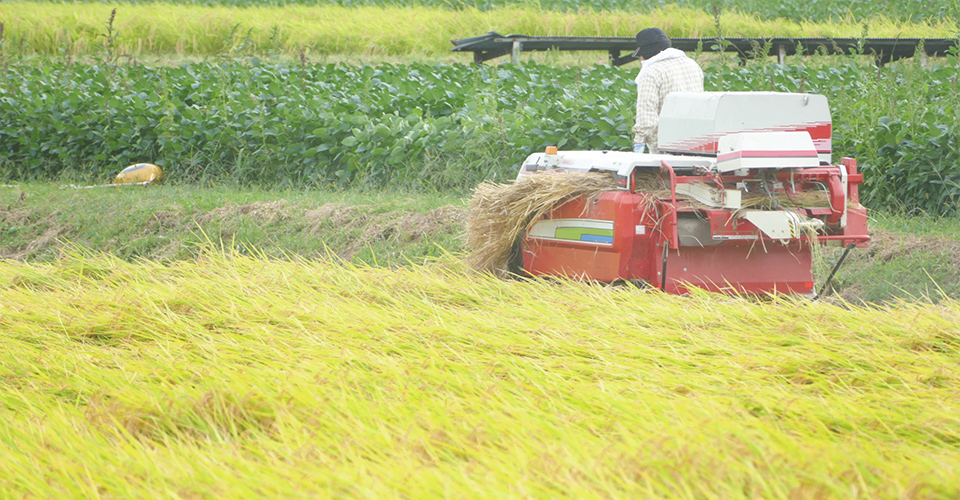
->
left=528, top=219, right=615, bottom=245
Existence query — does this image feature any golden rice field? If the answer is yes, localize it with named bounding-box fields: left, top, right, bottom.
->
left=1, top=2, right=957, bottom=57
left=1, top=250, right=959, bottom=498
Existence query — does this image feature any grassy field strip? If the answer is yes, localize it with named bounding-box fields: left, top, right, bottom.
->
left=1, top=3, right=956, bottom=57
left=1, top=251, right=959, bottom=496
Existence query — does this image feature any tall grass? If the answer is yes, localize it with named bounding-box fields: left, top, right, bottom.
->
left=1, top=250, right=958, bottom=496
left=0, top=2, right=956, bottom=57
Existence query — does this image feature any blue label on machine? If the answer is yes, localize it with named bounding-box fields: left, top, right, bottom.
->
left=580, top=234, right=614, bottom=244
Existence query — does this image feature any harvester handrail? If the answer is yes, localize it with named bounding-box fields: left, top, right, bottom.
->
left=660, top=160, right=680, bottom=250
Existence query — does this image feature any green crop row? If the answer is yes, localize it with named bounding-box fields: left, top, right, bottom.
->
left=1, top=50, right=959, bottom=214
left=11, top=0, right=960, bottom=22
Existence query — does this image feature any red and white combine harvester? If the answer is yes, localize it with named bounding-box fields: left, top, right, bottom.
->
left=514, top=92, right=870, bottom=296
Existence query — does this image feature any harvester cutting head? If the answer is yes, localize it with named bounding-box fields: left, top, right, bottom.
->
left=508, top=91, right=869, bottom=295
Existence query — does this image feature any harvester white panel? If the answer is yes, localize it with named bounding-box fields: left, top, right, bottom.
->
left=675, top=183, right=742, bottom=209
left=716, top=132, right=820, bottom=172
left=740, top=210, right=825, bottom=242
left=518, top=150, right=714, bottom=179
left=658, top=92, right=832, bottom=163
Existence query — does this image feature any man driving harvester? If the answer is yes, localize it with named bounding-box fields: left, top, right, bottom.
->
left=632, top=28, right=705, bottom=154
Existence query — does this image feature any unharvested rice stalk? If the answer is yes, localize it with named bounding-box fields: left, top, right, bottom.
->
left=465, top=171, right=617, bottom=277
left=1, top=250, right=959, bottom=497
left=2, top=3, right=956, bottom=57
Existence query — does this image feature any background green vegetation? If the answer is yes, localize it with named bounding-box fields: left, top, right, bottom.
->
left=2, top=49, right=959, bottom=214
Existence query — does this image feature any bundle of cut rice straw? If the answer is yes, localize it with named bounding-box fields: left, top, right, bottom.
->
left=465, top=171, right=617, bottom=277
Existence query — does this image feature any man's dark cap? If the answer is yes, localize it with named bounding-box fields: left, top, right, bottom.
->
left=632, top=28, right=671, bottom=60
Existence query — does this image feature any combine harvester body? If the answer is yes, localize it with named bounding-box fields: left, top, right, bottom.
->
left=515, top=92, right=869, bottom=295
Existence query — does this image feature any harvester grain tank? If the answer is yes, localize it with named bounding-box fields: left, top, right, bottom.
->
left=512, top=91, right=869, bottom=295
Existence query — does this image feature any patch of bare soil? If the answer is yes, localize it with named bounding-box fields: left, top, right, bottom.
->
left=302, top=203, right=467, bottom=259
left=0, top=195, right=69, bottom=259
left=1, top=199, right=468, bottom=261
left=822, top=229, right=960, bottom=303
left=304, top=203, right=363, bottom=230
left=0, top=224, right=68, bottom=259
left=345, top=205, right=465, bottom=256
left=1, top=208, right=31, bottom=226
left=140, top=210, right=184, bottom=234
left=863, top=230, right=960, bottom=269
left=197, top=201, right=291, bottom=224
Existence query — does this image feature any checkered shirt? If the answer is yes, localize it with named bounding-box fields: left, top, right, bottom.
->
left=632, top=54, right=704, bottom=153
